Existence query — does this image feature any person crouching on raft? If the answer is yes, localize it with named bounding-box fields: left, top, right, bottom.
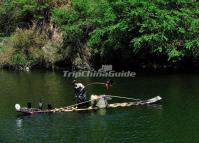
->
left=73, top=80, right=89, bottom=108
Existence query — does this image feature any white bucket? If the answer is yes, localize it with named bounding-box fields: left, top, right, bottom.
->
left=90, top=95, right=108, bottom=108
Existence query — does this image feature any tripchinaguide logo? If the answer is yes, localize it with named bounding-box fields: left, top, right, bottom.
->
left=63, top=65, right=136, bottom=78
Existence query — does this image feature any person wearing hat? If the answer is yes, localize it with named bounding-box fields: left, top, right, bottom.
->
left=73, top=80, right=89, bottom=108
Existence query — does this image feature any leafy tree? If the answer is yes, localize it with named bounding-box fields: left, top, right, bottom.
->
left=1, top=0, right=199, bottom=70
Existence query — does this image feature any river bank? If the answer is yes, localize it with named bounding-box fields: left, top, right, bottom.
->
left=1, top=57, right=199, bottom=74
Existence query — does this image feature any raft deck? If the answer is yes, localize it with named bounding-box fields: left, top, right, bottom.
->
left=16, top=96, right=162, bottom=115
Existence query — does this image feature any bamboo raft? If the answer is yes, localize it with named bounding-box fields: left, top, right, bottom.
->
left=15, top=96, right=162, bottom=115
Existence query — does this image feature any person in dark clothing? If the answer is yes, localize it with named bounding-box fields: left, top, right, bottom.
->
left=73, top=80, right=89, bottom=108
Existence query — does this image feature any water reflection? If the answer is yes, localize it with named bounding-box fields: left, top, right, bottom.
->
left=16, top=118, right=23, bottom=128
left=96, top=109, right=107, bottom=116
left=91, top=109, right=107, bottom=116
left=146, top=104, right=163, bottom=110
left=16, top=117, right=25, bottom=138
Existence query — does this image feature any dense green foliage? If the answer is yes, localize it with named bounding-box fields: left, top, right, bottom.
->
left=0, top=0, right=199, bottom=70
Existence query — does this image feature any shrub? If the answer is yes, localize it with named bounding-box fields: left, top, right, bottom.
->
left=2, top=23, right=63, bottom=69
left=0, top=46, right=15, bottom=66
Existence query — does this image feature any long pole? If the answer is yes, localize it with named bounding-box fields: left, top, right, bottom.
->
left=64, top=96, right=105, bottom=109
left=64, top=99, right=92, bottom=109
left=65, top=95, right=141, bottom=109
left=85, top=82, right=106, bottom=88
left=108, top=95, right=141, bottom=101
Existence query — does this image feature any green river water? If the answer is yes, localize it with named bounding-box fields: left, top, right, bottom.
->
left=0, top=70, right=199, bottom=143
